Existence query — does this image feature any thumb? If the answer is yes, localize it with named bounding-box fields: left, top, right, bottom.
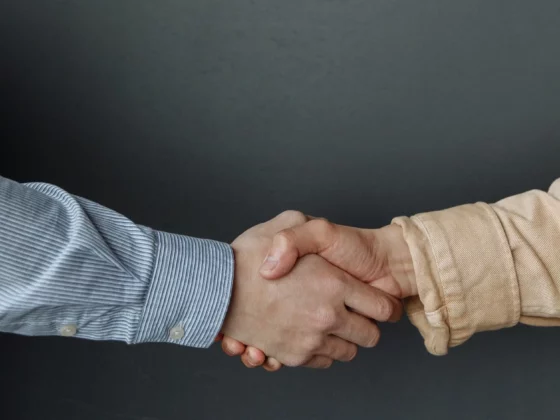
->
left=259, top=219, right=338, bottom=279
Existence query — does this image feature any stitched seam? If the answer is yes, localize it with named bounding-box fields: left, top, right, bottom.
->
left=484, top=203, right=521, bottom=326
left=133, top=229, right=160, bottom=344
left=522, top=306, right=560, bottom=315
left=414, top=215, right=450, bottom=319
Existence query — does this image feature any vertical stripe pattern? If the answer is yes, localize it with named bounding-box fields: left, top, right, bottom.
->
left=0, top=176, right=234, bottom=348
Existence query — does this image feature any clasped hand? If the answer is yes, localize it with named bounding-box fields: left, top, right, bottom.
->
left=218, top=211, right=416, bottom=371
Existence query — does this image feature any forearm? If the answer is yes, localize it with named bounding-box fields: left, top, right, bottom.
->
left=0, top=176, right=233, bottom=347
left=393, top=178, right=560, bottom=355
left=492, top=178, right=560, bottom=326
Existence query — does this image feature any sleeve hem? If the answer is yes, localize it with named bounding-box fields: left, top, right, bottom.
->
left=393, top=202, right=520, bottom=355
left=134, top=232, right=234, bottom=348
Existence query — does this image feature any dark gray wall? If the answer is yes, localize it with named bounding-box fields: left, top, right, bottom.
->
left=1, top=1, right=560, bottom=419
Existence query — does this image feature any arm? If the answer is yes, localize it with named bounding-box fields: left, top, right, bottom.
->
left=394, top=177, right=560, bottom=354
left=0, top=178, right=399, bottom=367
left=0, top=176, right=233, bottom=347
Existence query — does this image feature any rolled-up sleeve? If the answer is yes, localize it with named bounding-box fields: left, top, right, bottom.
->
left=393, top=178, right=560, bottom=356
left=0, top=176, right=234, bottom=348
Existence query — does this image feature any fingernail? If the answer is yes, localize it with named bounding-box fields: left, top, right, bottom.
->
left=260, top=254, right=278, bottom=272
left=247, top=348, right=259, bottom=366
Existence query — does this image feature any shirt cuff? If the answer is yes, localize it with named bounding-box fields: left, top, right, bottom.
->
left=392, top=203, right=520, bottom=355
left=135, top=231, right=234, bottom=348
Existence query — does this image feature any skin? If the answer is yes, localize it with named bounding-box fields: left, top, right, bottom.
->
left=221, top=217, right=417, bottom=371
left=220, top=211, right=403, bottom=368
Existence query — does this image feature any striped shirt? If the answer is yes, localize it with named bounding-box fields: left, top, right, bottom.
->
left=0, top=176, right=234, bottom=348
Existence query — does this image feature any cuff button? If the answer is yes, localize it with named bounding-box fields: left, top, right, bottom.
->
left=169, top=326, right=185, bottom=340
left=60, top=324, right=77, bottom=337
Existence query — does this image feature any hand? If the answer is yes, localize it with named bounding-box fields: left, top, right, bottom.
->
left=219, top=211, right=403, bottom=369
left=222, top=218, right=416, bottom=371
left=262, top=220, right=417, bottom=298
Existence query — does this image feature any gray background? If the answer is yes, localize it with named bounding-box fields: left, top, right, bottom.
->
left=1, top=1, right=560, bottom=419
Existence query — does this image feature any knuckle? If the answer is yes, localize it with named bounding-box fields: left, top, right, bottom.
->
left=302, top=335, right=324, bottom=353
left=323, top=275, right=346, bottom=297
left=284, top=355, right=308, bottom=368
left=308, top=218, right=336, bottom=239
left=312, top=306, right=338, bottom=331
left=278, top=210, right=307, bottom=225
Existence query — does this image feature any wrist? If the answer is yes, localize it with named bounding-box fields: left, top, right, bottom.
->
left=376, top=225, right=418, bottom=298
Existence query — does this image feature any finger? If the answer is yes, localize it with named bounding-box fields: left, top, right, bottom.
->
left=259, top=219, right=336, bottom=279
left=262, top=357, right=283, bottom=372
left=221, top=336, right=247, bottom=356
left=241, top=352, right=259, bottom=368
left=245, top=346, right=266, bottom=367
left=260, top=219, right=372, bottom=280
left=303, top=356, right=334, bottom=369
left=333, top=311, right=381, bottom=348
left=343, top=274, right=403, bottom=322
left=369, top=275, right=403, bottom=297
left=316, top=336, right=358, bottom=362
left=214, top=333, right=224, bottom=342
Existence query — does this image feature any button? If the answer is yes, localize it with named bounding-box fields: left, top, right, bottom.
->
left=60, top=324, right=77, bottom=337
left=169, top=326, right=185, bottom=340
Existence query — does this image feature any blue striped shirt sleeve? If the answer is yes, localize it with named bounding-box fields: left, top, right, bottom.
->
left=0, top=176, right=234, bottom=348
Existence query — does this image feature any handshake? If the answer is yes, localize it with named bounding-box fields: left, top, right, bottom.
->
left=217, top=211, right=418, bottom=371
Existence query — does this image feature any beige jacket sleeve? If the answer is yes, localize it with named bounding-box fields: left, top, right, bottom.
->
left=392, top=178, right=560, bottom=356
